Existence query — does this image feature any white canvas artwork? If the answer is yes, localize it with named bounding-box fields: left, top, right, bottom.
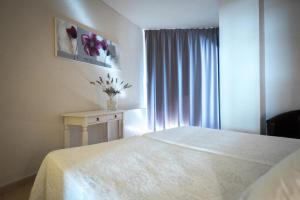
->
left=55, top=18, right=120, bottom=69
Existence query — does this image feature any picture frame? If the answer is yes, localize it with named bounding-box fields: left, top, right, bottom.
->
left=54, top=18, right=120, bottom=69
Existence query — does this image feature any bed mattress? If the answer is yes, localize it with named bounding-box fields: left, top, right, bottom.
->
left=29, top=127, right=300, bottom=200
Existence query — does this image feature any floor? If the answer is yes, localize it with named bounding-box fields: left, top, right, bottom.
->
left=0, top=180, right=33, bottom=200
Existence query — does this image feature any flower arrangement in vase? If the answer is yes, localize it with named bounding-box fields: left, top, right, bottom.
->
left=90, top=73, right=132, bottom=110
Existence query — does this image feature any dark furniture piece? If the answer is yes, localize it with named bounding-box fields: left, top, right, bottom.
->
left=266, top=110, right=300, bottom=139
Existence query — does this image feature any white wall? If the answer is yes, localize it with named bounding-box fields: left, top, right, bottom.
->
left=264, top=0, right=300, bottom=119
left=0, top=0, right=144, bottom=187
left=124, top=108, right=149, bottom=137
left=219, top=0, right=261, bottom=133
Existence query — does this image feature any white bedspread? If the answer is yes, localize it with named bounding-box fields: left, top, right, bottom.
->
left=30, top=127, right=300, bottom=200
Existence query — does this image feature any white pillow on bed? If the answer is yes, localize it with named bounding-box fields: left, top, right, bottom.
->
left=239, top=147, right=300, bottom=200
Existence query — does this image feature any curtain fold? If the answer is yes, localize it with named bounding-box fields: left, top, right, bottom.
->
left=145, top=28, right=220, bottom=131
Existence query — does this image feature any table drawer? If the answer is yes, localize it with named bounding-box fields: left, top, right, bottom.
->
left=87, top=113, right=123, bottom=124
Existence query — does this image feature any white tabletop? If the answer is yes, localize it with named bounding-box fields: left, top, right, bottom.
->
left=62, top=110, right=125, bottom=117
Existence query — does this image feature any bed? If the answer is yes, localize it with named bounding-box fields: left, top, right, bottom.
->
left=29, top=127, right=300, bottom=200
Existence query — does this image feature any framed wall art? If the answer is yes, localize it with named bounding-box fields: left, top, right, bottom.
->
left=55, top=18, right=120, bottom=69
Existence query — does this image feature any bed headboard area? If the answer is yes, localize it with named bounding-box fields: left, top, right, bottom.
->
left=266, top=110, right=300, bottom=139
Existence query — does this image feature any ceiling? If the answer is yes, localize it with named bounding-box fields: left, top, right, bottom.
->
left=101, top=0, right=219, bottom=29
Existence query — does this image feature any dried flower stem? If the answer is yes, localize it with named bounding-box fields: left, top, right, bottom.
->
left=90, top=73, right=132, bottom=97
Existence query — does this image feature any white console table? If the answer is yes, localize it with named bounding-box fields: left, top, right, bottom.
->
left=62, top=110, right=124, bottom=148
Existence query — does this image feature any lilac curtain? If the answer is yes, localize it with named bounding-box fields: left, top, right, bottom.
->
left=145, top=28, right=220, bottom=131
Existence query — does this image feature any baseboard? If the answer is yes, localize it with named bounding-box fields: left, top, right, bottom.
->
left=0, top=174, right=36, bottom=195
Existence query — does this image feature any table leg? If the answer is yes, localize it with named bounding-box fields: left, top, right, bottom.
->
left=82, top=126, right=88, bottom=146
left=106, top=122, right=109, bottom=142
left=64, top=124, right=70, bottom=148
left=118, top=119, right=123, bottom=139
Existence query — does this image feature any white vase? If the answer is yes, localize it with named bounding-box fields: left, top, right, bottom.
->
left=107, top=95, right=118, bottom=110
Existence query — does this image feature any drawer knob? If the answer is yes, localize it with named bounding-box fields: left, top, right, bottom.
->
left=115, top=115, right=117, bottom=118
left=96, top=117, right=99, bottom=121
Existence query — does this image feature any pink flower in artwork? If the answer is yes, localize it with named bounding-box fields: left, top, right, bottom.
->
left=100, top=40, right=108, bottom=51
left=66, top=26, right=77, bottom=39
left=81, top=33, right=102, bottom=56
left=100, top=40, right=111, bottom=56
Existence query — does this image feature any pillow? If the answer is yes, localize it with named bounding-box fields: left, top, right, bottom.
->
left=239, top=147, right=300, bottom=200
